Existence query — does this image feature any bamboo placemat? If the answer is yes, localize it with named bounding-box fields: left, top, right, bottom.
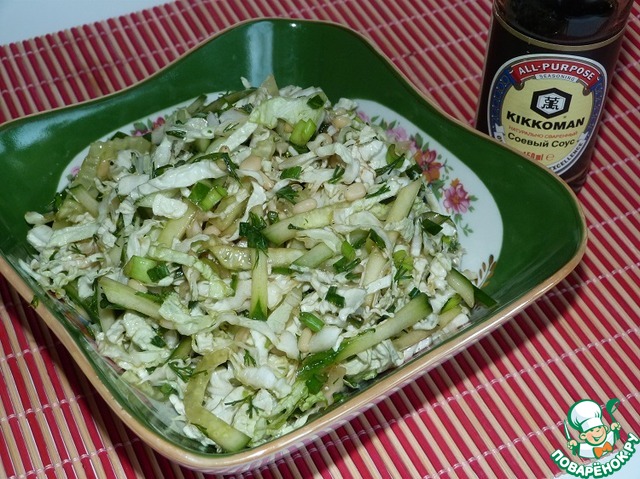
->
left=1, top=1, right=639, bottom=478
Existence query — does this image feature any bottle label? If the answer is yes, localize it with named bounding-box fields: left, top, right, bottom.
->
left=487, top=54, right=607, bottom=174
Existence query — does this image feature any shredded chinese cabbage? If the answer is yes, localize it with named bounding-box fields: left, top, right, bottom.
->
left=21, top=76, right=492, bottom=452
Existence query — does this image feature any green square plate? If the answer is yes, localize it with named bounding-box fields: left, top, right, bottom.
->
left=0, top=19, right=586, bottom=474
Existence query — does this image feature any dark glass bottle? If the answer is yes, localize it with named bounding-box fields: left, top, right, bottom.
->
left=475, top=0, right=634, bottom=192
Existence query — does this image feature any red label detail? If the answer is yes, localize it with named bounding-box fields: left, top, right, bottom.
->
left=509, top=59, right=601, bottom=90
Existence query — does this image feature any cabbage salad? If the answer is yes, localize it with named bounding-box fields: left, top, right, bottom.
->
left=21, top=77, right=494, bottom=452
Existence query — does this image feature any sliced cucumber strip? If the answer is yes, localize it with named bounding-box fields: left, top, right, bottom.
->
left=249, top=249, right=268, bottom=321
left=292, top=242, right=334, bottom=268
left=123, top=256, right=158, bottom=284
left=99, top=276, right=161, bottom=319
left=336, top=293, right=432, bottom=362
left=263, top=205, right=335, bottom=245
left=446, top=268, right=497, bottom=308
left=184, top=349, right=250, bottom=452
left=157, top=201, right=198, bottom=246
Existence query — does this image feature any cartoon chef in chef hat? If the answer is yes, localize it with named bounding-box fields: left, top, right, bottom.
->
left=566, top=399, right=621, bottom=459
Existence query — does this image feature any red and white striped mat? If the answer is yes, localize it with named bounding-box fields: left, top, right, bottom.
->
left=1, top=1, right=638, bottom=478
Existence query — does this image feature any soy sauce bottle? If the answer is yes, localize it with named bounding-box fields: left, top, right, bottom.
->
left=476, top=0, right=634, bottom=192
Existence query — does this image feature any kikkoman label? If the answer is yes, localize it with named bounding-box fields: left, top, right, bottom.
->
left=487, top=54, right=607, bottom=174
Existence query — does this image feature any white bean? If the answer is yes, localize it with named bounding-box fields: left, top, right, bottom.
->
left=332, top=114, right=351, bottom=130
left=298, top=328, right=312, bottom=353
left=293, top=198, right=317, bottom=214
left=203, top=224, right=221, bottom=236
left=344, top=182, right=367, bottom=201
left=127, top=279, right=147, bottom=293
left=240, top=155, right=262, bottom=171
left=260, top=172, right=274, bottom=190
